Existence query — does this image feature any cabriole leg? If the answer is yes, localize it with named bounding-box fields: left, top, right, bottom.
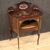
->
left=37, top=30, right=40, bottom=45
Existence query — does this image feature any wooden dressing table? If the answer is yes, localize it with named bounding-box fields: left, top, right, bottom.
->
left=8, top=1, right=42, bottom=49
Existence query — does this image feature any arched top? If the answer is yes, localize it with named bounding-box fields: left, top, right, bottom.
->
left=8, top=1, right=42, bottom=17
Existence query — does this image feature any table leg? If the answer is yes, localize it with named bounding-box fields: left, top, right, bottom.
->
left=17, top=19, right=20, bottom=49
left=37, top=30, right=40, bottom=45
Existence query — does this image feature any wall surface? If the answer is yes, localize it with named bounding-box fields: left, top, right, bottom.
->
left=0, top=0, right=50, bottom=40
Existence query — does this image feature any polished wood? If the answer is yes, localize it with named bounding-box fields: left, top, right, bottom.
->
left=8, top=1, right=42, bottom=49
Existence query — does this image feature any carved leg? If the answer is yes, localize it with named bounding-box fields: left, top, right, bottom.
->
left=37, top=30, right=40, bottom=45
left=32, top=30, right=40, bottom=45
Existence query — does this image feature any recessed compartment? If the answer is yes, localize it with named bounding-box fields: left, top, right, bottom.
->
left=20, top=19, right=38, bottom=29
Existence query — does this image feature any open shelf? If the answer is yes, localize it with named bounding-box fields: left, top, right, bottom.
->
left=20, top=19, right=38, bottom=29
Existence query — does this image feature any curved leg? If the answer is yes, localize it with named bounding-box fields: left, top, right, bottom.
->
left=32, top=30, right=40, bottom=45
left=16, top=30, right=20, bottom=49
left=37, top=19, right=41, bottom=45
left=37, top=30, right=40, bottom=45
left=16, top=19, right=20, bottom=49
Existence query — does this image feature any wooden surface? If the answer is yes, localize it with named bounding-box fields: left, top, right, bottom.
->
left=8, top=1, right=42, bottom=33
left=0, top=32, right=50, bottom=50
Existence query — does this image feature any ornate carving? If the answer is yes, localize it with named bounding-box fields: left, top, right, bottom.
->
left=8, top=1, right=42, bottom=49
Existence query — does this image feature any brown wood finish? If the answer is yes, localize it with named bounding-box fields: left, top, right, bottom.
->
left=8, top=1, right=42, bottom=49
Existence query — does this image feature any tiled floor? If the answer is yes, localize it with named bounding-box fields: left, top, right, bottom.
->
left=0, top=32, right=50, bottom=50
